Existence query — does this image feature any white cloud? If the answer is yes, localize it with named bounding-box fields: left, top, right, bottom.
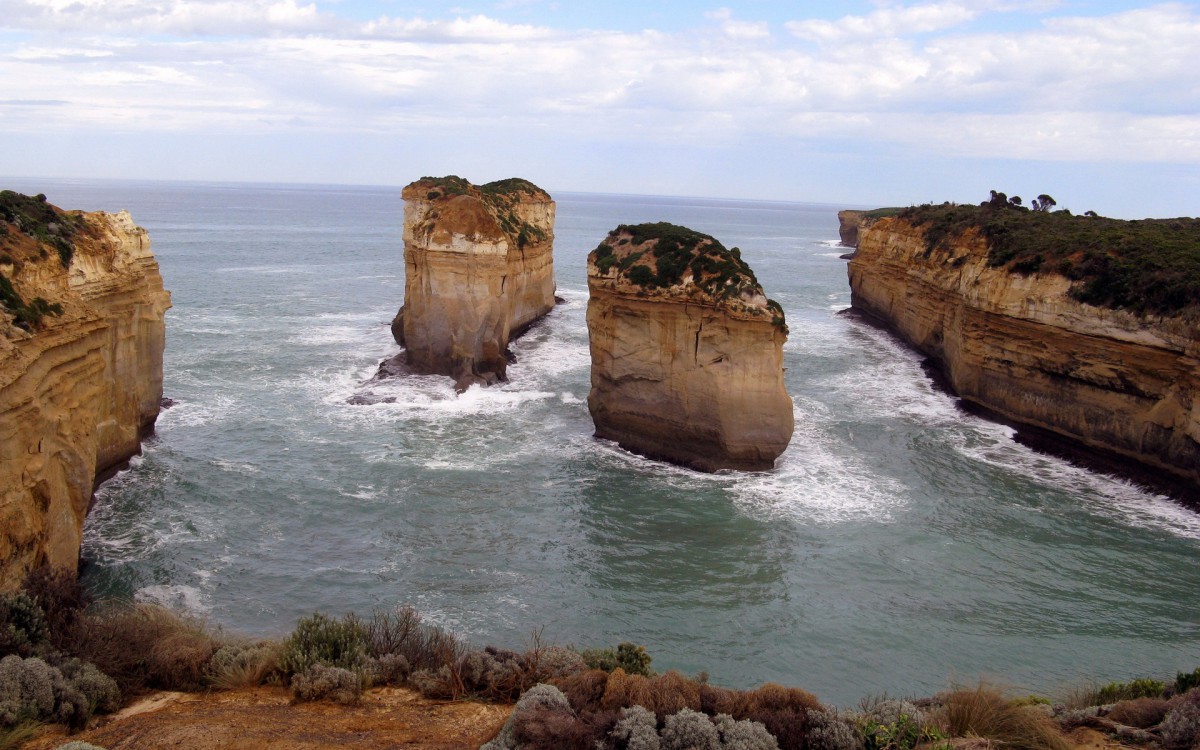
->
left=0, top=0, right=1196, bottom=169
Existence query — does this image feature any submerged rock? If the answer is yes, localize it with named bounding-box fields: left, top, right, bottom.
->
left=393, top=176, right=556, bottom=388
left=585, top=222, right=793, bottom=472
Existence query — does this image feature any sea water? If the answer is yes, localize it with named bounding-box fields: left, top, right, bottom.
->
left=10, top=178, right=1199, bottom=705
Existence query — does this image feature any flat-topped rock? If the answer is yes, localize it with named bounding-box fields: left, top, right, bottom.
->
left=393, top=176, right=556, bottom=391
left=585, top=222, right=793, bottom=471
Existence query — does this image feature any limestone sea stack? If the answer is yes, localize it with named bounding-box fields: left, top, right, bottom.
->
left=586, top=223, right=793, bottom=472
left=394, top=176, right=556, bottom=391
left=0, top=191, right=170, bottom=590
left=848, top=200, right=1200, bottom=497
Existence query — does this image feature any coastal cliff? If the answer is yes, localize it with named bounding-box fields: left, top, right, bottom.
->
left=838, top=208, right=902, bottom=249
left=586, top=223, right=792, bottom=472
left=0, top=191, right=170, bottom=590
left=394, top=176, right=556, bottom=391
left=848, top=205, right=1199, bottom=495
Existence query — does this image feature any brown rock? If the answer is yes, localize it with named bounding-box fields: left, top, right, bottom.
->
left=0, top=195, right=170, bottom=590
left=395, top=176, right=556, bottom=386
left=848, top=217, right=1200, bottom=495
left=585, top=223, right=793, bottom=472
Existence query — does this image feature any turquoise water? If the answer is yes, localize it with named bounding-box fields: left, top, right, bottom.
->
left=11, top=178, right=1200, bottom=705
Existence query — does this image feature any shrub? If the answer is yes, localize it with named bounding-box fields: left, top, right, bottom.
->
left=1093, top=678, right=1165, bottom=704
left=610, top=705, right=660, bottom=750
left=206, top=641, right=281, bottom=689
left=1177, top=669, right=1200, bottom=695
left=0, top=655, right=116, bottom=731
left=1161, top=690, right=1200, bottom=750
left=939, top=685, right=1068, bottom=750
left=661, top=707, right=721, bottom=750
left=367, top=653, right=410, bottom=686
left=279, top=612, right=367, bottom=677
left=806, top=708, right=863, bottom=750
left=0, top=593, right=49, bottom=657
left=61, top=602, right=218, bottom=695
left=290, top=663, right=363, bottom=705
left=482, top=683, right=576, bottom=750
left=725, top=683, right=820, bottom=750
left=0, top=655, right=55, bottom=727
left=714, top=713, right=780, bottom=750
left=1106, top=697, right=1169, bottom=728
left=56, top=743, right=109, bottom=750
left=582, top=642, right=654, bottom=676
left=24, top=567, right=90, bottom=646
left=362, top=606, right=464, bottom=673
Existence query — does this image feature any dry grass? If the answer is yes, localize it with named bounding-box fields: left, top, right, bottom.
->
left=939, top=684, right=1069, bottom=750
left=1106, top=697, right=1169, bottom=729
left=0, top=722, right=41, bottom=750
left=62, top=603, right=219, bottom=696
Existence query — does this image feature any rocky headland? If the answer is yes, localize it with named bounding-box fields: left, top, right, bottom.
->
left=586, top=222, right=793, bottom=472
left=837, top=207, right=902, bottom=252
left=847, top=197, right=1199, bottom=498
left=0, top=191, right=170, bottom=591
left=391, top=176, right=556, bottom=392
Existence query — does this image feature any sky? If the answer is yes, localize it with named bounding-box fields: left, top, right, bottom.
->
left=1, top=0, right=1197, bottom=217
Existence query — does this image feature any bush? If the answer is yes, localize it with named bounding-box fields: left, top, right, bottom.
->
left=60, top=602, right=218, bottom=695
left=610, top=705, right=660, bottom=750
left=1093, top=678, right=1165, bottom=704
left=582, top=642, right=654, bottom=676
left=0, top=655, right=117, bottom=731
left=1161, top=690, right=1200, bottom=749
left=0, top=593, right=49, bottom=657
left=362, top=606, right=464, bottom=673
left=206, top=641, right=281, bottom=689
left=279, top=612, right=367, bottom=677
left=1177, top=668, right=1200, bottom=695
left=24, top=567, right=89, bottom=647
left=56, top=743, right=109, bottom=750
left=367, top=653, right=410, bottom=686
left=661, top=707, right=721, bottom=750
left=714, top=713, right=780, bottom=750
left=290, top=664, right=363, bottom=705
left=939, top=685, right=1068, bottom=750
left=1106, top=697, right=1169, bottom=728
left=483, top=683, right=577, bottom=750
left=806, top=708, right=863, bottom=750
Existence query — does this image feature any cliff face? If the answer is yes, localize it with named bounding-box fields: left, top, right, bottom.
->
left=848, top=217, right=1199, bottom=493
left=395, top=177, right=556, bottom=390
left=1, top=193, right=170, bottom=590
left=586, top=223, right=793, bottom=472
left=838, top=210, right=866, bottom=248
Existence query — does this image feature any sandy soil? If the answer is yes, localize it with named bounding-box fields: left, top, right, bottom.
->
left=23, top=686, right=511, bottom=750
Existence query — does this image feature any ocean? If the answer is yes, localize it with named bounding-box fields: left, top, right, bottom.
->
left=10, top=178, right=1199, bottom=705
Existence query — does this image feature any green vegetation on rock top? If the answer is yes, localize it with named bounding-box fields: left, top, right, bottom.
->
left=408, top=175, right=551, bottom=249
left=590, top=221, right=786, bottom=330
left=897, top=193, right=1200, bottom=316
left=0, top=190, right=78, bottom=268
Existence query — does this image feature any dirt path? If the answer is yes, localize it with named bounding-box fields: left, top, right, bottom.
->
left=25, top=686, right=511, bottom=750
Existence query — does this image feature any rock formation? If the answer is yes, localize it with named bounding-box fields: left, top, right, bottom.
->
left=393, top=176, right=556, bottom=391
left=848, top=212, right=1199, bottom=496
left=838, top=208, right=901, bottom=250
left=586, top=223, right=793, bottom=472
left=0, top=191, right=170, bottom=590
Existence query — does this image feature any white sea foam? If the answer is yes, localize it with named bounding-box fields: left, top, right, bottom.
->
left=136, top=584, right=211, bottom=615
left=156, top=395, right=239, bottom=430
left=728, top=397, right=907, bottom=524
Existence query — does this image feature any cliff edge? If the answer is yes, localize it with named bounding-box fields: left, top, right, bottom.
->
left=0, top=191, right=170, bottom=590
left=848, top=201, right=1199, bottom=497
left=586, top=222, right=793, bottom=472
left=393, top=176, right=556, bottom=391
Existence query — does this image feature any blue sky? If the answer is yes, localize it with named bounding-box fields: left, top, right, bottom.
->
left=1, top=0, right=1197, bottom=217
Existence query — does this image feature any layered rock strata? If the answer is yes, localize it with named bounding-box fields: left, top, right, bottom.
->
left=393, top=176, right=556, bottom=391
left=0, top=192, right=170, bottom=590
left=848, top=216, right=1199, bottom=495
left=586, top=223, right=793, bottom=472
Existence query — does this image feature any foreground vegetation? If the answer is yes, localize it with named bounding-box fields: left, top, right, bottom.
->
left=3, top=568, right=1200, bottom=750
left=896, top=192, right=1200, bottom=316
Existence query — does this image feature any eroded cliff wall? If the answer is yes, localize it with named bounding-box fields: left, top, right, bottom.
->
left=586, top=224, right=793, bottom=472
left=1, top=194, right=170, bottom=590
left=396, top=177, right=555, bottom=390
left=848, top=217, right=1199, bottom=492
